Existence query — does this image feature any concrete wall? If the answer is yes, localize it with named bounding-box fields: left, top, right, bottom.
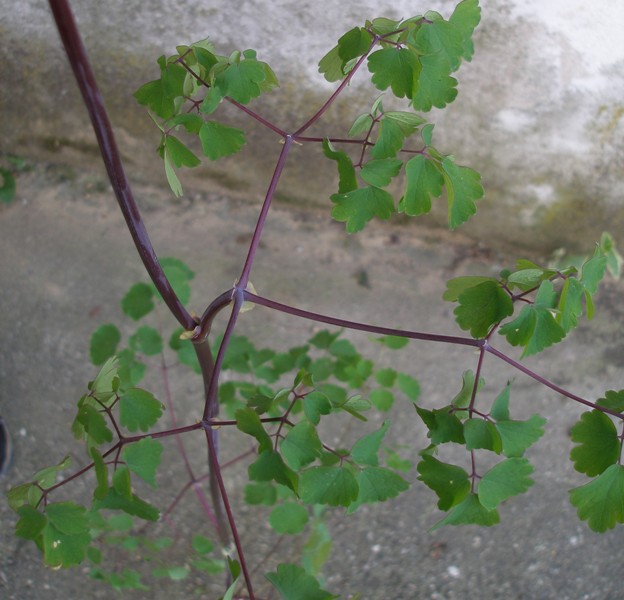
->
left=1, top=0, right=623, bottom=252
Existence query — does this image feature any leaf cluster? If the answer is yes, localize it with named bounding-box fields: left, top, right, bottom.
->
left=444, top=249, right=609, bottom=354
left=415, top=376, right=545, bottom=527
left=134, top=43, right=278, bottom=195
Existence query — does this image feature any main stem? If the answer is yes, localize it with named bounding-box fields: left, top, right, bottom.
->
left=47, top=0, right=195, bottom=331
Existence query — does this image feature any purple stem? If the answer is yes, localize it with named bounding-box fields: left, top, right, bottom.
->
left=47, top=0, right=195, bottom=330
left=244, top=291, right=482, bottom=348
left=485, top=343, right=624, bottom=420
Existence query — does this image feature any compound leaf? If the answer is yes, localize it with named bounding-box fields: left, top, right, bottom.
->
left=478, top=457, right=534, bottom=511
left=570, top=410, right=619, bottom=477
left=330, top=186, right=394, bottom=233
left=569, top=464, right=624, bottom=532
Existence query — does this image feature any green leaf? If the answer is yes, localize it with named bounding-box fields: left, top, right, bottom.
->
left=351, top=421, right=390, bottom=466
left=16, top=505, right=48, bottom=540
left=416, top=405, right=465, bottom=445
left=417, top=455, right=470, bottom=510
left=74, top=402, right=113, bottom=445
left=570, top=410, right=620, bottom=476
left=351, top=466, right=409, bottom=510
left=133, top=61, right=186, bottom=119
left=113, top=465, right=132, bottom=500
left=303, top=391, right=332, bottom=425
left=400, top=154, right=444, bottom=216
left=8, top=483, right=39, bottom=512
left=348, top=113, right=374, bottom=138
left=431, top=493, right=500, bottom=529
left=214, top=57, right=267, bottom=104
left=128, top=326, right=163, bottom=356
left=440, top=157, right=484, bottom=229
left=121, top=283, right=155, bottom=320
left=360, top=158, right=402, bottom=188
left=90, top=446, right=109, bottom=500
left=499, top=280, right=565, bottom=356
left=375, top=368, right=397, bottom=387
left=412, top=13, right=466, bottom=72
left=449, top=0, right=482, bottom=61
left=191, top=534, right=215, bottom=555
left=580, top=251, right=607, bottom=295
left=117, top=349, right=146, bottom=389
left=119, top=388, right=165, bottom=433
left=597, top=390, right=624, bottom=413
left=318, top=46, right=345, bottom=83
left=244, top=482, right=277, bottom=506
left=569, top=464, right=624, bottom=532
left=164, top=135, right=200, bottom=168
left=46, top=502, right=90, bottom=535
left=269, top=503, right=309, bottom=534
left=369, top=388, right=394, bottom=411
left=322, top=139, right=357, bottom=194
left=248, top=450, right=298, bottom=493
left=32, top=456, right=72, bottom=489
left=489, top=381, right=512, bottom=421
left=368, top=47, right=420, bottom=99
left=600, top=231, right=623, bottom=278
left=443, top=276, right=494, bottom=302
left=375, top=334, right=409, bottom=350
left=154, top=256, right=194, bottom=305
left=411, top=53, right=458, bottom=112
left=200, top=86, right=224, bottom=114
left=454, top=280, right=513, bottom=338
left=464, top=419, right=502, bottom=453
left=164, top=151, right=183, bottom=197
left=300, top=466, right=359, bottom=507
left=281, top=421, right=322, bottom=470
left=337, top=27, right=372, bottom=62
left=371, top=112, right=423, bottom=160
left=93, top=487, right=159, bottom=522
left=236, top=407, right=273, bottom=453
left=122, top=437, right=163, bottom=487
left=330, top=185, right=394, bottom=233
left=398, top=373, right=421, bottom=400
left=42, top=520, right=91, bottom=568
left=90, top=324, right=121, bottom=366
left=495, top=415, right=546, bottom=458
left=478, top=458, right=534, bottom=510
left=0, top=167, right=16, bottom=204
left=266, top=563, right=338, bottom=600
left=199, top=121, right=246, bottom=160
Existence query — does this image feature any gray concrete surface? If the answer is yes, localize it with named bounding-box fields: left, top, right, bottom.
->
left=1, top=159, right=624, bottom=599
left=1, top=0, right=623, bottom=250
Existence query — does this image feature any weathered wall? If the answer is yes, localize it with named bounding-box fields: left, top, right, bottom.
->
left=1, top=0, right=623, bottom=251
